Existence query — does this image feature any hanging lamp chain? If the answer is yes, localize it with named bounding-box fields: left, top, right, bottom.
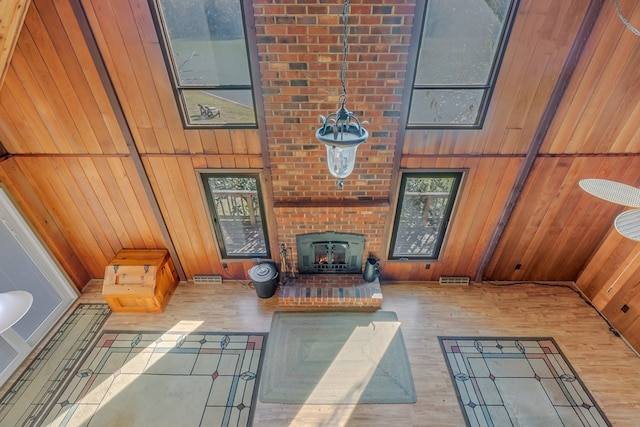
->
left=612, top=0, right=640, bottom=36
left=340, top=0, right=349, bottom=102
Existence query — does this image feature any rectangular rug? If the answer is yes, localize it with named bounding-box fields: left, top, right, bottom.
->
left=259, top=311, right=416, bottom=405
left=38, top=331, right=266, bottom=427
left=439, top=337, right=611, bottom=426
left=0, top=303, right=111, bottom=427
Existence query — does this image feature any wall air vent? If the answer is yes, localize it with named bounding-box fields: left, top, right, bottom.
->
left=439, top=276, right=470, bottom=286
left=193, top=275, right=223, bottom=285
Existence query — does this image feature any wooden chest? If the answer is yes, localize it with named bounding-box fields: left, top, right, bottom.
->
left=102, top=249, right=179, bottom=313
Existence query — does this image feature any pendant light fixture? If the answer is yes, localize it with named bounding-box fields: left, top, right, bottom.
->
left=316, top=0, right=369, bottom=189
left=579, top=178, right=640, bottom=241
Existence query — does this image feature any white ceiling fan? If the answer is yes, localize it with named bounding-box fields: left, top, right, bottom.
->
left=579, top=179, right=640, bottom=241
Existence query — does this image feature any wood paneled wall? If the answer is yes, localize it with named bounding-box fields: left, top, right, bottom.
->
left=382, top=156, right=522, bottom=281
left=0, top=156, right=166, bottom=284
left=0, top=0, right=639, bottom=306
left=402, top=0, right=590, bottom=156
left=142, top=155, right=264, bottom=279
left=483, top=0, right=640, bottom=282
left=0, top=0, right=268, bottom=287
left=0, top=0, right=126, bottom=155
left=486, top=156, right=640, bottom=280
left=542, top=0, right=640, bottom=155
left=576, top=228, right=640, bottom=352
left=394, top=0, right=591, bottom=281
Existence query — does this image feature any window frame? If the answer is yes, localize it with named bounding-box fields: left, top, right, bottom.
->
left=406, top=0, right=521, bottom=129
left=198, top=171, right=271, bottom=260
left=149, top=0, right=258, bottom=129
left=388, top=170, right=464, bottom=261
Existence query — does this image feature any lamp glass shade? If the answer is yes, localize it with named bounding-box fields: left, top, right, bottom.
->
left=0, top=291, right=33, bottom=334
left=325, top=144, right=359, bottom=180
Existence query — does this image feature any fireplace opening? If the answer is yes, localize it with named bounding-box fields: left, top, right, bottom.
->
left=296, top=232, right=364, bottom=274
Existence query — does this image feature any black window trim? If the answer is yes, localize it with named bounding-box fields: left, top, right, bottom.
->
left=388, top=170, right=464, bottom=261
left=148, top=0, right=259, bottom=129
left=406, top=0, right=521, bottom=130
left=199, top=170, right=271, bottom=260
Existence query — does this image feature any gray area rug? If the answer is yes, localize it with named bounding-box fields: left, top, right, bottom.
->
left=259, top=311, right=416, bottom=405
left=0, top=304, right=111, bottom=426
left=41, top=331, right=265, bottom=427
left=439, top=337, right=611, bottom=426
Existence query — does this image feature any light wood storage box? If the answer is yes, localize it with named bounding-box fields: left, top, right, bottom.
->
left=102, top=249, right=179, bottom=313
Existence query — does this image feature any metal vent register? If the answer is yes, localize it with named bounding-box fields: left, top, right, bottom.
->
left=296, top=232, right=364, bottom=274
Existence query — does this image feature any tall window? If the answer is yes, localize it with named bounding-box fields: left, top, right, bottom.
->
left=200, top=173, right=270, bottom=259
left=408, top=0, right=519, bottom=128
left=151, top=0, right=257, bottom=127
left=389, top=172, right=463, bottom=260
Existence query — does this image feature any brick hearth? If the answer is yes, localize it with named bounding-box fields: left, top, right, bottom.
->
left=278, top=275, right=382, bottom=311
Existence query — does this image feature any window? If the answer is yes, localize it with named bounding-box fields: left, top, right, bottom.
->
left=408, top=0, right=519, bottom=127
left=200, top=173, right=270, bottom=259
left=389, top=172, right=463, bottom=260
left=151, top=0, right=257, bottom=127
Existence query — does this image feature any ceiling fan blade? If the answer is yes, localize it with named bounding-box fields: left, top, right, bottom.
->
left=615, top=209, right=640, bottom=241
left=579, top=178, right=640, bottom=207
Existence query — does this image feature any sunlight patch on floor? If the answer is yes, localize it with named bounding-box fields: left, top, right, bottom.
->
left=291, top=321, right=400, bottom=425
left=52, top=320, right=203, bottom=426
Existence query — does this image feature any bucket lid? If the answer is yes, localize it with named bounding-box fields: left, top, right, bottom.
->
left=248, top=262, right=277, bottom=281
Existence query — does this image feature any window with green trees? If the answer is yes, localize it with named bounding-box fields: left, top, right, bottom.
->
left=200, top=173, right=270, bottom=259
left=151, top=0, right=257, bottom=127
left=408, top=0, right=519, bottom=128
left=389, top=172, right=463, bottom=260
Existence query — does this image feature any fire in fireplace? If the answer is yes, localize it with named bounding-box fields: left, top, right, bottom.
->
left=296, top=232, right=364, bottom=274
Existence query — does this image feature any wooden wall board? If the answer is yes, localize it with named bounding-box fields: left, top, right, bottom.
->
left=79, top=0, right=152, bottom=131
left=10, top=41, right=77, bottom=153
left=0, top=83, right=48, bottom=153
left=44, top=0, right=125, bottom=155
left=198, top=131, right=219, bottom=153
left=576, top=226, right=640, bottom=355
left=143, top=156, right=219, bottom=278
left=0, top=157, right=91, bottom=288
left=29, top=0, right=112, bottom=154
left=106, top=157, right=167, bottom=248
left=576, top=229, right=640, bottom=299
left=0, top=0, right=129, bottom=155
left=0, top=156, right=168, bottom=285
left=1, top=66, right=63, bottom=153
left=486, top=155, right=640, bottom=281
left=543, top=0, right=640, bottom=154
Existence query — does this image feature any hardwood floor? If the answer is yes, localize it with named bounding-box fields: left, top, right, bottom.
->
left=6, top=279, right=640, bottom=426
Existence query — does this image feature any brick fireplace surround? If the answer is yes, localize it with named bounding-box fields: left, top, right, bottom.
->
left=254, top=0, right=413, bottom=293
left=273, top=205, right=388, bottom=310
left=278, top=275, right=382, bottom=311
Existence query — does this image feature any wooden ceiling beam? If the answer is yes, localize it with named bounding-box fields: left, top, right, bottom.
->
left=0, top=0, right=31, bottom=90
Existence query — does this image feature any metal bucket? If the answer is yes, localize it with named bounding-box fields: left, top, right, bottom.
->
left=363, top=256, right=380, bottom=282
left=248, top=262, right=279, bottom=298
